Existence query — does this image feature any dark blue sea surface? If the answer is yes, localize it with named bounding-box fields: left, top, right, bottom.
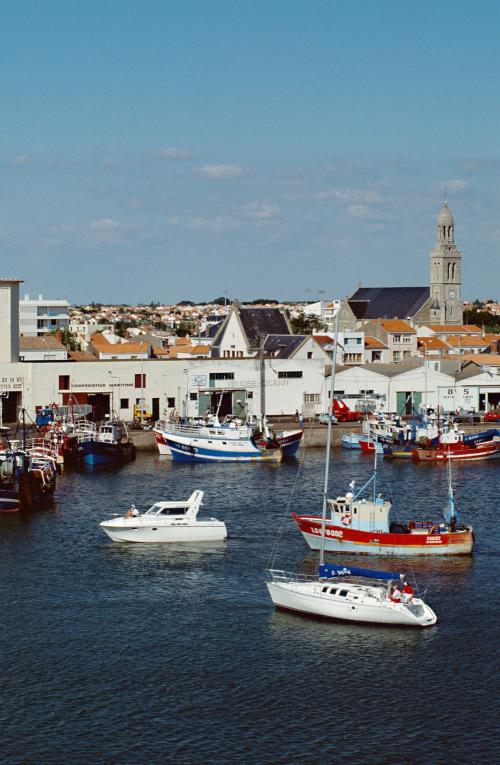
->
left=0, top=449, right=498, bottom=765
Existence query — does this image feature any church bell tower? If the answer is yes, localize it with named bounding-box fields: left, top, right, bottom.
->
left=429, top=200, right=462, bottom=325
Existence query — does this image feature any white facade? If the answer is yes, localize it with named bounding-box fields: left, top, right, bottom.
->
left=20, top=294, right=70, bottom=336
left=0, top=356, right=328, bottom=422
left=0, top=280, right=22, bottom=363
left=217, top=311, right=248, bottom=357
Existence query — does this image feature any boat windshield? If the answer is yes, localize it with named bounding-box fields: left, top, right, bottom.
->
left=145, top=503, right=188, bottom=515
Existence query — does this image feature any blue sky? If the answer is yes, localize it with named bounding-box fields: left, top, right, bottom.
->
left=2, top=1, right=499, bottom=304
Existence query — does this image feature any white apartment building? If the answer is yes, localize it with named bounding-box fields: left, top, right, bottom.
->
left=20, top=294, right=70, bottom=337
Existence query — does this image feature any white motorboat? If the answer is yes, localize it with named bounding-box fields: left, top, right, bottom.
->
left=99, top=490, right=227, bottom=543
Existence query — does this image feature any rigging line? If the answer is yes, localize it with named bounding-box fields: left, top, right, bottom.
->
left=266, top=438, right=310, bottom=571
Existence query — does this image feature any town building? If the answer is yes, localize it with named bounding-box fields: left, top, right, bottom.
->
left=19, top=294, right=70, bottom=336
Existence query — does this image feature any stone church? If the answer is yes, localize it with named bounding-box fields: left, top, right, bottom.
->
left=339, top=200, right=463, bottom=329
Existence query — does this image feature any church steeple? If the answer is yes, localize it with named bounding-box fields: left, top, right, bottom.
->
left=436, top=201, right=454, bottom=246
left=429, top=200, right=462, bottom=325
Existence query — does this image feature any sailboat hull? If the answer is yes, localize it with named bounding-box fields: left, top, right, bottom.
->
left=266, top=580, right=437, bottom=627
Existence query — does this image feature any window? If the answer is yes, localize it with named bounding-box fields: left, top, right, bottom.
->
left=403, top=351, right=411, bottom=359
left=277, top=371, right=302, bottom=379
left=120, top=398, right=129, bottom=409
left=190, top=392, right=198, bottom=401
left=372, top=351, right=381, bottom=362
left=304, top=393, right=320, bottom=403
left=307, top=351, right=313, bottom=359
left=393, top=335, right=401, bottom=342
left=59, top=375, right=70, bottom=390
left=247, top=391, right=253, bottom=399
left=167, top=397, right=175, bottom=408
left=403, top=335, right=412, bottom=343
left=135, top=373, right=146, bottom=388
left=393, top=351, right=401, bottom=362
left=209, top=372, right=235, bottom=381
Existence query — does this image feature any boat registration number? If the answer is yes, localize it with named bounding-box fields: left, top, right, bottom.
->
left=311, top=527, right=343, bottom=538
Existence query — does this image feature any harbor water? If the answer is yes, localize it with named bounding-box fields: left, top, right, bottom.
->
left=0, top=450, right=498, bottom=764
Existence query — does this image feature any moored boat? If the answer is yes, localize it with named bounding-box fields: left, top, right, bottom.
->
left=266, top=303, right=437, bottom=627
left=412, top=427, right=500, bottom=462
left=78, top=416, right=136, bottom=466
left=100, top=490, right=227, bottom=543
left=0, top=440, right=57, bottom=512
left=154, top=417, right=282, bottom=463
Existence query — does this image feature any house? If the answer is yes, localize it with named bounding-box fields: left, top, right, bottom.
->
left=211, top=303, right=292, bottom=358
left=19, top=335, right=68, bottom=362
left=359, top=319, right=417, bottom=363
left=90, top=334, right=149, bottom=360
left=364, top=336, right=390, bottom=363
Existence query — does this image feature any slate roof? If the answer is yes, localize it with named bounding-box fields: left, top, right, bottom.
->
left=238, top=307, right=290, bottom=348
left=263, top=334, right=305, bottom=358
left=207, top=321, right=223, bottom=338
left=349, top=287, right=430, bottom=320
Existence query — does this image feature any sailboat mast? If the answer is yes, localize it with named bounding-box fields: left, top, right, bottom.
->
left=320, top=305, right=340, bottom=567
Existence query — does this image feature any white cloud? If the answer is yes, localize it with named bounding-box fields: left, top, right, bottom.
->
left=10, top=154, right=32, bottom=166
left=347, top=204, right=385, bottom=220
left=90, top=218, right=121, bottom=230
left=243, top=203, right=279, bottom=220
left=90, top=218, right=140, bottom=233
left=315, top=187, right=383, bottom=203
left=198, top=164, right=242, bottom=179
left=154, top=146, right=193, bottom=160
left=191, top=216, right=239, bottom=231
left=442, top=179, right=470, bottom=193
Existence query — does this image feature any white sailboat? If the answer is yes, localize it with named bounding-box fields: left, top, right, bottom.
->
left=266, top=303, right=437, bottom=628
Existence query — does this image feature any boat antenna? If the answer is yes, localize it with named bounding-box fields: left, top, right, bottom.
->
left=320, top=301, right=341, bottom=568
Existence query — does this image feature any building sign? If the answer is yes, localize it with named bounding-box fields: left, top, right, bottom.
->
left=192, top=375, right=208, bottom=386
left=0, top=375, right=24, bottom=391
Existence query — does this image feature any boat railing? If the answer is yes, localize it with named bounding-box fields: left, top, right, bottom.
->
left=267, top=568, right=318, bottom=584
left=155, top=421, right=253, bottom=441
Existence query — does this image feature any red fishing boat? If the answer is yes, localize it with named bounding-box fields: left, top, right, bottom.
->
left=412, top=427, right=500, bottom=462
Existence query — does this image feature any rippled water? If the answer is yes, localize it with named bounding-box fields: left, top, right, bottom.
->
left=0, top=450, right=498, bottom=764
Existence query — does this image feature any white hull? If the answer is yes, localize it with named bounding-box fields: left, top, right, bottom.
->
left=267, top=579, right=436, bottom=627
left=100, top=520, right=227, bottom=543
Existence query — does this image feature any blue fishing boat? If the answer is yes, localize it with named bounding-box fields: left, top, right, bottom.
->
left=78, top=417, right=136, bottom=466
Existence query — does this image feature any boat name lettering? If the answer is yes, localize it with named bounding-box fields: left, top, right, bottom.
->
left=426, top=536, right=442, bottom=543
left=311, top=526, right=343, bottom=538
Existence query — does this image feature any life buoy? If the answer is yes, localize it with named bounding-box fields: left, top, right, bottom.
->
left=341, top=514, right=352, bottom=527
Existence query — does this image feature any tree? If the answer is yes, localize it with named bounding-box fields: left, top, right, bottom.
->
left=290, top=314, right=327, bottom=335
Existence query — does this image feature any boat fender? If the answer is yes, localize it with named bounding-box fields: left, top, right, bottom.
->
left=341, top=514, right=352, bottom=527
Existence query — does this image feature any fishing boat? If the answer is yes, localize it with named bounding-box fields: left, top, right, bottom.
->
left=412, top=426, right=500, bottom=462
left=154, top=417, right=282, bottom=463
left=266, top=304, right=437, bottom=627
left=78, top=415, right=136, bottom=466
left=293, top=454, right=473, bottom=556
left=99, top=490, right=227, bottom=543
left=0, top=431, right=57, bottom=512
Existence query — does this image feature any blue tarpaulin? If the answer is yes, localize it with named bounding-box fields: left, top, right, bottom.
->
left=319, top=563, right=403, bottom=581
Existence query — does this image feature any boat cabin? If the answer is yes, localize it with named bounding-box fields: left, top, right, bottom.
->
left=143, top=490, right=204, bottom=519
left=145, top=502, right=191, bottom=516
left=327, top=492, right=392, bottom=533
